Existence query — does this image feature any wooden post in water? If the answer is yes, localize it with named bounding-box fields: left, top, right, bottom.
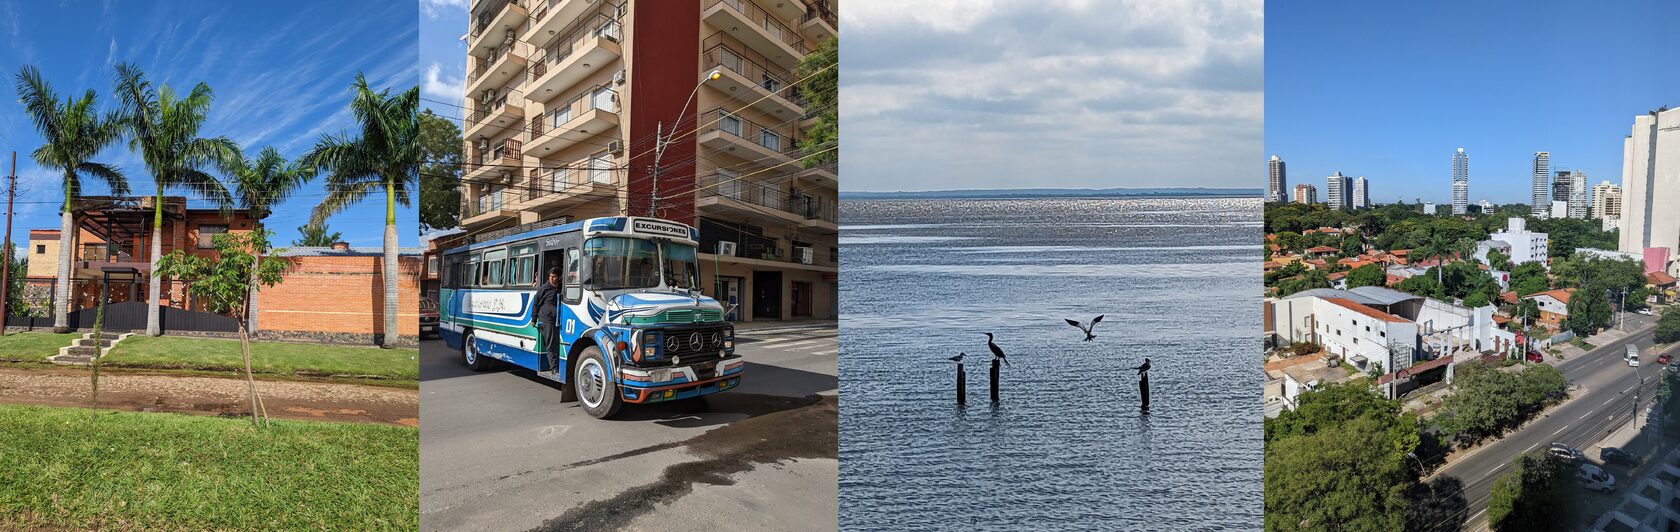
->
left=1139, top=372, right=1150, bottom=412
left=989, top=359, right=1000, bottom=403
left=956, top=363, right=966, bottom=405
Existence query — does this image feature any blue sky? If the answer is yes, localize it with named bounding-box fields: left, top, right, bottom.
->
left=0, top=0, right=418, bottom=253
left=418, top=0, right=466, bottom=126
left=1267, top=0, right=1680, bottom=205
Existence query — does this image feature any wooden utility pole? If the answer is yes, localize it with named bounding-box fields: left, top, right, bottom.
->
left=1, top=151, right=15, bottom=334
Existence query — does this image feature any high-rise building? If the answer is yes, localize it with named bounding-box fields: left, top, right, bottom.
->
left=1619, top=107, right=1680, bottom=270
left=1568, top=169, right=1588, bottom=219
left=1352, top=176, right=1370, bottom=209
left=1292, top=183, right=1317, bottom=205
left=459, top=0, right=840, bottom=321
left=1267, top=155, right=1287, bottom=203
left=1326, top=172, right=1352, bottom=210
left=1594, top=180, right=1622, bottom=232
left=1553, top=170, right=1573, bottom=203
left=1451, top=147, right=1469, bottom=215
left=1478, top=199, right=1495, bottom=212
left=1532, top=151, right=1551, bottom=217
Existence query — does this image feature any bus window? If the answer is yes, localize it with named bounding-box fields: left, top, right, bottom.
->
left=662, top=241, right=699, bottom=290
left=483, top=249, right=507, bottom=287
left=563, top=247, right=581, bottom=302
left=465, top=253, right=481, bottom=288
left=583, top=237, right=659, bottom=290
left=510, top=244, right=538, bottom=286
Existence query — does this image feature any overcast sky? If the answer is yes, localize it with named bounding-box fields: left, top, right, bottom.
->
left=840, top=0, right=1263, bottom=192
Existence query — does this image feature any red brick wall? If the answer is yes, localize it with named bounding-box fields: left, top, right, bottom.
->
left=259, top=255, right=421, bottom=336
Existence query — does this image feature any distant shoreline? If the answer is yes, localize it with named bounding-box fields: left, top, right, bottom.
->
left=839, top=188, right=1261, bottom=200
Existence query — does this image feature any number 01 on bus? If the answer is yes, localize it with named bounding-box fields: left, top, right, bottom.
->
left=438, top=217, right=740, bottom=418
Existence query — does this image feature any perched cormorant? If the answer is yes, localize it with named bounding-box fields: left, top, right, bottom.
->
left=949, top=352, right=965, bottom=363
left=984, top=333, right=1011, bottom=367
left=1134, top=358, right=1151, bottom=375
left=1065, top=315, right=1104, bottom=341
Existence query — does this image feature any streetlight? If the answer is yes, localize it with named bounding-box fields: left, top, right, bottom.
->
left=648, top=69, right=723, bottom=218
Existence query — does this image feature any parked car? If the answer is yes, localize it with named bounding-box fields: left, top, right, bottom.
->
left=419, top=298, right=439, bottom=338
left=1578, top=463, right=1617, bottom=493
left=1526, top=350, right=1544, bottom=363
left=1626, top=344, right=1641, bottom=367
left=1600, top=447, right=1638, bottom=467
left=1659, top=353, right=1673, bottom=366
left=1636, top=307, right=1654, bottom=316
left=1668, top=359, right=1680, bottom=373
left=1548, top=443, right=1584, bottom=463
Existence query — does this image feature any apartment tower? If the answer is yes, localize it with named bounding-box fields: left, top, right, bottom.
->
left=1593, top=180, right=1621, bottom=232
left=1292, top=183, right=1317, bottom=205
left=1618, top=107, right=1680, bottom=269
left=1267, top=155, right=1287, bottom=203
left=460, top=0, right=840, bottom=321
left=1451, top=147, right=1468, bottom=215
left=1326, top=172, right=1352, bottom=210
left=1531, top=151, right=1551, bottom=217
left=1568, top=169, right=1587, bottom=219
left=1352, top=176, right=1369, bottom=209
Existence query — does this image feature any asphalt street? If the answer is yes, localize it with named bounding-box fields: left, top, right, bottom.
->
left=418, top=325, right=838, bottom=531
left=1424, top=313, right=1669, bottom=531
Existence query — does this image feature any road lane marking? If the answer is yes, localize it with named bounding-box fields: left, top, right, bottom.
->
left=1525, top=442, right=1538, bottom=452
left=1554, top=426, right=1567, bottom=435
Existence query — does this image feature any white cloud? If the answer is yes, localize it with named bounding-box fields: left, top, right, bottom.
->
left=420, top=0, right=468, bottom=20
left=421, top=62, right=464, bottom=101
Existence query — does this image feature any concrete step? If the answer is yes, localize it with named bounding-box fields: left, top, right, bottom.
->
left=48, top=332, right=132, bottom=366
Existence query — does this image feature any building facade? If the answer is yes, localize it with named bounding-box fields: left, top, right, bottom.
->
left=1488, top=217, right=1550, bottom=268
left=1267, top=155, right=1287, bottom=202
left=1451, top=147, right=1469, bottom=215
left=1326, top=172, right=1352, bottom=210
left=1569, top=169, right=1588, bottom=219
left=458, top=0, right=840, bottom=322
left=1532, top=151, right=1551, bottom=217
left=1352, top=176, right=1370, bottom=209
left=1292, top=183, right=1317, bottom=205
left=1618, top=107, right=1680, bottom=275
left=1312, top=297, right=1419, bottom=375
left=1593, top=180, right=1621, bottom=231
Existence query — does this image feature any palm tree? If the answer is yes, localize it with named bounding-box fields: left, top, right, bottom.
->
left=1415, top=230, right=1456, bottom=285
left=14, top=65, right=130, bottom=333
left=112, top=63, right=239, bottom=337
left=228, top=146, right=312, bottom=332
left=301, top=74, right=418, bottom=347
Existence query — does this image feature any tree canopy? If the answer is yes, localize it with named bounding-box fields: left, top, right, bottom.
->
left=1265, top=383, right=1419, bottom=531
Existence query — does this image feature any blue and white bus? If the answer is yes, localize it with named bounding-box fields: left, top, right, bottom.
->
left=438, top=216, right=740, bottom=418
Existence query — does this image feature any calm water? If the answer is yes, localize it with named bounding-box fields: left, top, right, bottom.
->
left=838, top=197, right=1263, bottom=530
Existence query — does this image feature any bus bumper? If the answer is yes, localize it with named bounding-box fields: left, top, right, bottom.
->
left=618, top=356, right=745, bottom=404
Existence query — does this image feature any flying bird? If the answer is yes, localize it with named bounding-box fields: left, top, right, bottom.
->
left=949, top=353, right=965, bottom=363
left=985, top=333, right=1011, bottom=367
left=1134, top=358, right=1151, bottom=376
left=1065, top=315, right=1104, bottom=341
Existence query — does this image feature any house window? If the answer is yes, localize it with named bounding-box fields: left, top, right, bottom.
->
left=1380, top=331, right=1386, bottom=338
left=34, top=245, right=44, bottom=254
left=589, top=153, right=612, bottom=184
left=719, top=114, right=742, bottom=136
left=591, top=86, right=614, bottom=112
left=550, top=105, right=571, bottom=128
left=426, top=256, right=439, bottom=276
left=550, top=166, right=570, bottom=192
left=1354, top=338, right=1359, bottom=345
left=198, top=225, right=227, bottom=249
left=760, top=130, right=781, bottom=151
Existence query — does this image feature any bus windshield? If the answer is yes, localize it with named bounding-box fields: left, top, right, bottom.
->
left=663, top=242, right=699, bottom=290
left=584, top=237, right=661, bottom=290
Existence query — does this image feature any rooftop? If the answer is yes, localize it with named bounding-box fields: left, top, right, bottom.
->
left=1323, top=297, right=1412, bottom=323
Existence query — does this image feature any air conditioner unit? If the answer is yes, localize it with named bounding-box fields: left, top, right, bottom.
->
left=612, top=69, right=626, bottom=85
left=718, top=241, right=738, bottom=256
left=608, top=140, right=624, bottom=154
left=477, top=138, right=489, bottom=150
left=796, top=246, right=813, bottom=265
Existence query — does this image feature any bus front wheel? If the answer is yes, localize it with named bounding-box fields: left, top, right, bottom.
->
left=463, top=331, right=490, bottom=372
left=574, top=346, right=621, bottom=419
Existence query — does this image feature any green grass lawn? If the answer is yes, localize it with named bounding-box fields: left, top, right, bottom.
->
left=0, top=332, right=79, bottom=362
left=106, top=335, right=418, bottom=385
left=0, top=404, right=417, bottom=529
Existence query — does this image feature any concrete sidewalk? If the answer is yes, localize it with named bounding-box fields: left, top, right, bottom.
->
left=732, top=319, right=837, bottom=333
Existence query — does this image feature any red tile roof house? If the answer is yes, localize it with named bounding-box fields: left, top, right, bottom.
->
left=1648, top=271, right=1678, bottom=304
left=1305, top=246, right=1341, bottom=258
left=1521, top=289, right=1575, bottom=332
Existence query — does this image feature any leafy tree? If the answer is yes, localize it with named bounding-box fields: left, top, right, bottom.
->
left=795, top=36, right=837, bottom=167
left=1464, top=290, right=1491, bottom=308
left=1487, top=453, right=1578, bottom=531
left=154, top=231, right=288, bottom=426
left=293, top=223, right=343, bottom=247
left=227, top=146, right=312, bottom=332
left=14, top=64, right=131, bottom=333
left=1657, top=308, right=1680, bottom=344
left=1265, top=383, right=1418, bottom=531
left=1434, top=364, right=1567, bottom=447
left=112, top=62, right=239, bottom=337
left=301, top=74, right=418, bottom=347
left=2, top=251, right=26, bottom=320
left=1272, top=269, right=1330, bottom=297
left=1347, top=263, right=1386, bottom=289
left=418, top=109, right=461, bottom=231
left=1566, top=285, right=1611, bottom=337
left=1509, top=262, right=1549, bottom=297
left=1485, top=248, right=1512, bottom=271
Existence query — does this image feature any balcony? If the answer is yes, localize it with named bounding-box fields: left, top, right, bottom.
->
left=526, top=85, right=619, bottom=157
left=463, top=88, right=526, bottom=139
left=794, top=162, right=837, bottom=187
left=509, top=164, right=614, bottom=213
left=462, top=191, right=521, bottom=229
left=466, top=41, right=529, bottom=96
left=526, top=7, right=622, bottom=104
left=800, top=1, right=837, bottom=41
left=525, top=0, right=619, bottom=46
left=697, top=108, right=801, bottom=170
left=702, top=0, right=808, bottom=69
left=702, top=36, right=804, bottom=120
left=695, top=173, right=835, bottom=232
left=463, top=138, right=522, bottom=184
left=470, top=0, right=529, bottom=49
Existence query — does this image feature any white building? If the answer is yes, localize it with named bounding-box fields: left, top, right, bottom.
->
left=1268, top=155, right=1287, bottom=203
left=1619, top=107, right=1680, bottom=274
left=1532, top=151, right=1552, bottom=217
left=1327, top=172, right=1352, bottom=210
left=1452, top=148, right=1470, bottom=215
left=1570, top=169, right=1589, bottom=218
left=1478, top=199, right=1495, bottom=212
left=1488, top=217, right=1550, bottom=268
left=1422, top=202, right=1436, bottom=215
left=1313, top=296, right=1419, bottom=375
left=1353, top=176, right=1370, bottom=209
left=1595, top=180, right=1623, bottom=232
left=1552, top=199, right=1570, bottom=220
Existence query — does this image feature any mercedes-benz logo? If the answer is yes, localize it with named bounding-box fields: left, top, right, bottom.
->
left=710, top=332, right=722, bottom=347
left=688, top=332, right=702, bottom=350
left=665, top=336, right=681, bottom=352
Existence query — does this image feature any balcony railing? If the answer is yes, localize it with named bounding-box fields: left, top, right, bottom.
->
left=518, top=157, right=614, bottom=202
left=704, top=0, right=807, bottom=54
left=703, top=37, right=803, bottom=105
left=802, top=1, right=838, bottom=29
left=529, top=85, right=617, bottom=141
left=471, top=0, right=522, bottom=39
left=699, top=173, right=835, bottom=223
left=467, top=41, right=525, bottom=85
left=529, top=6, right=622, bottom=79
left=698, top=108, right=800, bottom=158
left=467, top=88, right=524, bottom=127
